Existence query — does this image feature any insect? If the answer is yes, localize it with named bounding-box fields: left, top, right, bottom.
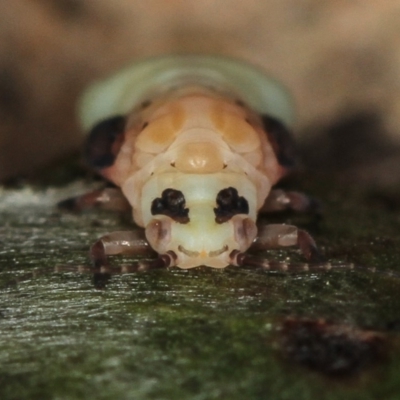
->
left=60, top=55, right=322, bottom=271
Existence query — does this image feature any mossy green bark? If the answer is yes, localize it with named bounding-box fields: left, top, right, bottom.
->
left=1, top=172, right=400, bottom=400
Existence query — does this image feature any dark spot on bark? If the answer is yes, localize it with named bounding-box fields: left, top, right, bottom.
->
left=214, top=187, right=249, bottom=223
left=278, top=318, right=388, bottom=378
left=84, top=115, right=126, bottom=169
left=151, top=189, right=190, bottom=224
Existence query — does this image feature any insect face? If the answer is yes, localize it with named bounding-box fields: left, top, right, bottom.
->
left=142, top=176, right=258, bottom=268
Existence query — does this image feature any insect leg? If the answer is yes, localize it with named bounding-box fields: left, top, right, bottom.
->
left=230, top=222, right=326, bottom=271
left=90, top=230, right=155, bottom=267
left=230, top=223, right=327, bottom=271
left=136, top=252, right=178, bottom=272
left=58, top=187, right=130, bottom=212
left=89, top=230, right=176, bottom=271
left=259, top=189, right=320, bottom=214
left=230, top=250, right=333, bottom=272
left=250, top=224, right=322, bottom=262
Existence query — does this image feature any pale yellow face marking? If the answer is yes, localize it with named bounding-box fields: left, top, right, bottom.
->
left=210, top=100, right=260, bottom=153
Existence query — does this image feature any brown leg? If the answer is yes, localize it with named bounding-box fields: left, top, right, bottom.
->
left=259, top=189, right=320, bottom=214
left=136, top=252, right=177, bottom=272
left=230, top=247, right=399, bottom=277
left=90, top=230, right=154, bottom=267
left=231, top=249, right=335, bottom=273
left=89, top=230, right=176, bottom=271
left=250, top=223, right=323, bottom=262
left=58, top=187, right=130, bottom=212
left=230, top=223, right=325, bottom=269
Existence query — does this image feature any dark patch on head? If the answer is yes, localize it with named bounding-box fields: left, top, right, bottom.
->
left=235, top=99, right=245, bottom=107
left=141, top=100, right=152, bottom=109
left=151, top=189, right=190, bottom=224
left=84, top=115, right=126, bottom=169
left=261, top=115, right=297, bottom=169
left=214, top=187, right=249, bottom=223
left=278, top=318, right=388, bottom=378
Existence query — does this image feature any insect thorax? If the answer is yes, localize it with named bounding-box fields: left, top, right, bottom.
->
left=113, top=90, right=277, bottom=268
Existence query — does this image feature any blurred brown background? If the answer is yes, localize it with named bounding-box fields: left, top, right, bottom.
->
left=1, top=0, right=400, bottom=184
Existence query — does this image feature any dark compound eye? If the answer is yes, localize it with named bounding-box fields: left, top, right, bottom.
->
left=261, top=114, right=296, bottom=169
left=151, top=188, right=190, bottom=224
left=141, top=100, right=152, bottom=109
left=214, top=187, right=249, bottom=223
left=84, top=115, right=126, bottom=169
